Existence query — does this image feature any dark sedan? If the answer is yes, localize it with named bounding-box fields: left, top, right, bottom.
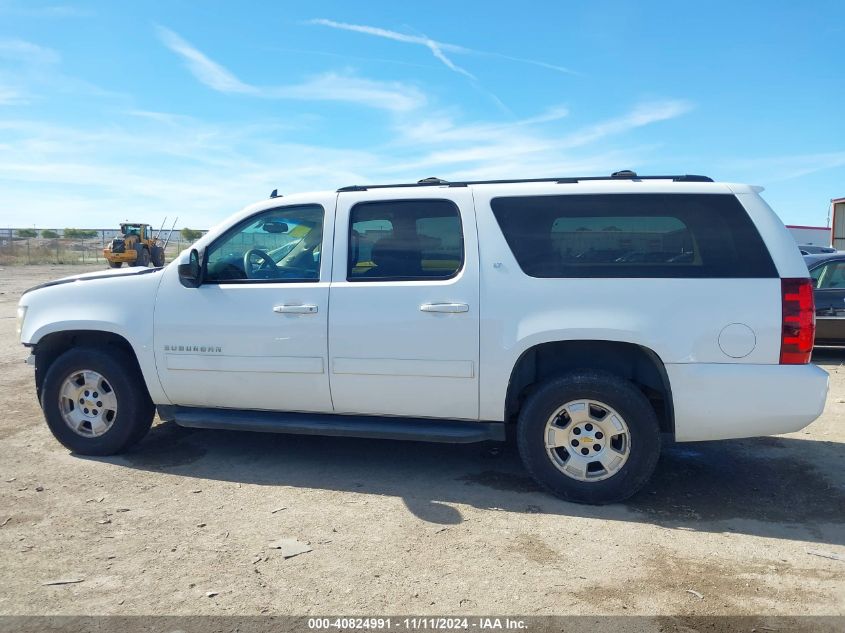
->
left=804, top=252, right=845, bottom=345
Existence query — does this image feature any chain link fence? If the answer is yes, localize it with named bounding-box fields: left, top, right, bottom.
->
left=0, top=229, right=203, bottom=266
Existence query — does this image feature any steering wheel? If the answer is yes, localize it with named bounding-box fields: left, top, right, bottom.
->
left=243, top=248, right=275, bottom=279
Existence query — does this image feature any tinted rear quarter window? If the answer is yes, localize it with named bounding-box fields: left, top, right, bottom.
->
left=491, top=193, right=777, bottom=278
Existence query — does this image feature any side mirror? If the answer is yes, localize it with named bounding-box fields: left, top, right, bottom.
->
left=178, top=249, right=203, bottom=288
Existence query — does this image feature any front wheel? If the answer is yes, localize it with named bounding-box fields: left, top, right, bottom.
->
left=517, top=371, right=661, bottom=504
left=134, top=247, right=150, bottom=267
left=40, top=348, right=155, bottom=455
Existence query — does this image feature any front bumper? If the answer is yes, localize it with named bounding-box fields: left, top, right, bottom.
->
left=667, top=363, right=829, bottom=441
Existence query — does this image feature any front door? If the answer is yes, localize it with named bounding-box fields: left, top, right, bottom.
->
left=154, top=196, right=335, bottom=412
left=328, top=188, right=480, bottom=420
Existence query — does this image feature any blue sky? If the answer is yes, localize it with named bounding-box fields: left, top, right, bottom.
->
left=1, top=0, right=843, bottom=228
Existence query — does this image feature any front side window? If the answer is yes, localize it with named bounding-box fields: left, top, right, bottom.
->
left=491, top=193, right=777, bottom=278
left=348, top=199, right=464, bottom=281
left=205, top=205, right=324, bottom=282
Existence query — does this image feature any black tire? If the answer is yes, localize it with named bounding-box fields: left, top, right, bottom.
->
left=107, top=261, right=122, bottom=268
left=135, top=246, right=150, bottom=267
left=40, top=348, right=155, bottom=456
left=517, top=370, right=661, bottom=505
left=151, top=246, right=165, bottom=267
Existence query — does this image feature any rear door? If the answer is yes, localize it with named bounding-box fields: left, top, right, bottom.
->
left=328, top=188, right=480, bottom=420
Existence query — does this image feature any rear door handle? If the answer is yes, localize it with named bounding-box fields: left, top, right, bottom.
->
left=420, top=302, right=469, bottom=313
left=273, top=304, right=318, bottom=314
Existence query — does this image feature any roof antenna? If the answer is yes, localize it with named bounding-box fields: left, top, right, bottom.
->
left=270, top=189, right=279, bottom=198
left=417, top=177, right=449, bottom=185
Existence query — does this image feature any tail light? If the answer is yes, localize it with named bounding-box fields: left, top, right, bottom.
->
left=780, top=278, right=815, bottom=364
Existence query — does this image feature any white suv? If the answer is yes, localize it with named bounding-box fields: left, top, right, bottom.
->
left=17, top=172, right=828, bottom=504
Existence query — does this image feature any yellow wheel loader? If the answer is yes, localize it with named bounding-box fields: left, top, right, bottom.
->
left=103, top=223, right=166, bottom=268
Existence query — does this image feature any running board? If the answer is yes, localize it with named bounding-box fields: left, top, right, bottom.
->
left=157, top=406, right=505, bottom=444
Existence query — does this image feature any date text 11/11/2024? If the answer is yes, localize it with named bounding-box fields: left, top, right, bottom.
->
left=307, top=617, right=528, bottom=630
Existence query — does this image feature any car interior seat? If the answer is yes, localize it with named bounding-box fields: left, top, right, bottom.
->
left=364, top=236, right=424, bottom=278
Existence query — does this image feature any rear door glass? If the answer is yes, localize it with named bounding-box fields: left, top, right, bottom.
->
left=348, top=199, right=464, bottom=281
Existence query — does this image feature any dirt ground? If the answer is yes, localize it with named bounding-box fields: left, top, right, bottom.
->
left=0, top=264, right=843, bottom=620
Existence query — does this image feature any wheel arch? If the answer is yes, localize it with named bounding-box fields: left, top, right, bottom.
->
left=33, top=330, right=147, bottom=402
left=504, top=339, right=674, bottom=436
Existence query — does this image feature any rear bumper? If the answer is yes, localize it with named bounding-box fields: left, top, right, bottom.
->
left=667, top=363, right=829, bottom=441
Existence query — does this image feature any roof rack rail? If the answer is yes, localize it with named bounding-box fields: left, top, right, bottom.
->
left=336, top=171, right=713, bottom=192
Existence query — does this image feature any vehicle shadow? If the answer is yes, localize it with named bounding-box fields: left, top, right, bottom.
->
left=813, top=346, right=845, bottom=365
left=85, top=419, right=845, bottom=547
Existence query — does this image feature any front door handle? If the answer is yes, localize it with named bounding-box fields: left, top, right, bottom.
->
left=420, top=302, right=469, bottom=313
left=273, top=304, right=318, bottom=314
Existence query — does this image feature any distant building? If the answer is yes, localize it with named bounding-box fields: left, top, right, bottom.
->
left=832, top=197, right=845, bottom=251
left=786, top=224, right=831, bottom=247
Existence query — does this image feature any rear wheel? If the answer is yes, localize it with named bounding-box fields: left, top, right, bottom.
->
left=107, top=261, right=122, bottom=268
left=517, top=371, right=661, bottom=504
left=151, top=246, right=165, bottom=267
left=41, top=348, right=154, bottom=455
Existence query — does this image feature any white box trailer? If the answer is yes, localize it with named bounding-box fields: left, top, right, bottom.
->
left=786, top=224, right=831, bottom=247
left=832, top=197, right=845, bottom=250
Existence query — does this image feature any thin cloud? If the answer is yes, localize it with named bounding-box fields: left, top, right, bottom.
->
left=306, top=19, right=512, bottom=111
left=267, top=73, right=424, bottom=112
left=0, top=2, right=92, bottom=18
left=156, top=25, right=425, bottom=111
left=429, top=42, right=474, bottom=79
left=0, top=39, right=61, bottom=106
left=0, top=38, right=60, bottom=64
left=264, top=46, right=442, bottom=71
left=516, top=105, right=571, bottom=126
left=390, top=101, right=690, bottom=173
left=308, top=18, right=577, bottom=76
left=559, top=100, right=693, bottom=149
left=308, top=18, right=474, bottom=79
left=480, top=52, right=577, bottom=75
left=395, top=104, right=569, bottom=147
left=156, top=26, right=255, bottom=94
left=726, top=151, right=845, bottom=181
left=0, top=84, right=27, bottom=105
left=127, top=109, right=196, bottom=127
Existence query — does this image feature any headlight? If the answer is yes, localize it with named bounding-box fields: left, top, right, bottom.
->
left=16, top=305, right=27, bottom=338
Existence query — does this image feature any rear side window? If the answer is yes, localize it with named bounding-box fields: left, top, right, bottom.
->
left=490, top=193, right=777, bottom=278
left=348, top=199, right=464, bottom=281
